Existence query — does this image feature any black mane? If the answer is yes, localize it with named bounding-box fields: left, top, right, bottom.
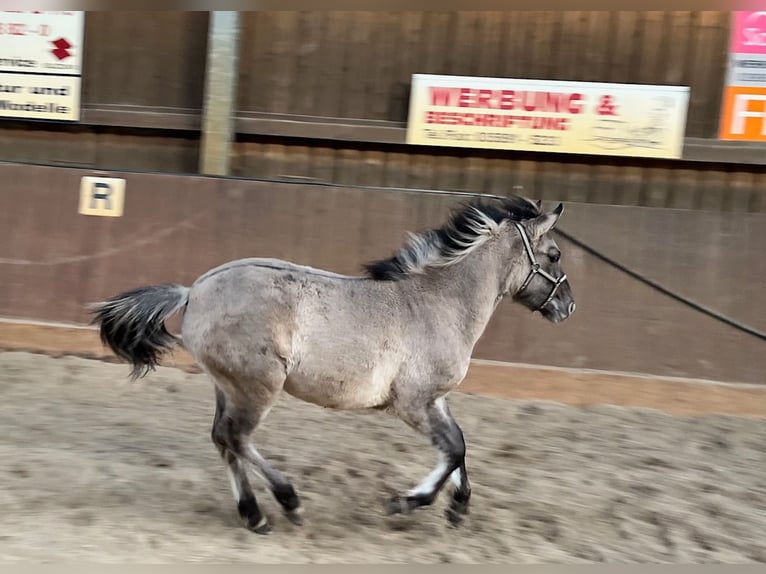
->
left=363, top=195, right=542, bottom=281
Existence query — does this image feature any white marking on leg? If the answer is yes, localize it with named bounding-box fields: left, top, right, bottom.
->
left=407, top=456, right=450, bottom=498
left=254, top=515, right=269, bottom=529
left=450, top=466, right=462, bottom=489
left=225, top=466, right=241, bottom=502
left=246, top=444, right=290, bottom=487
left=435, top=396, right=449, bottom=418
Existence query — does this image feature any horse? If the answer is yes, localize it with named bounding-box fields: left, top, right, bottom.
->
left=88, top=194, right=576, bottom=534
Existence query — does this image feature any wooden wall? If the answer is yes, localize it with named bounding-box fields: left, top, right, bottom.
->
left=68, top=11, right=731, bottom=139
left=237, top=12, right=730, bottom=138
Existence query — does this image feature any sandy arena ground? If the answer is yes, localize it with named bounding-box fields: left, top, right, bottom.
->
left=0, top=350, right=765, bottom=563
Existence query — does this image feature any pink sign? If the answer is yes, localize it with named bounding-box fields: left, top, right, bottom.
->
left=731, top=11, right=766, bottom=54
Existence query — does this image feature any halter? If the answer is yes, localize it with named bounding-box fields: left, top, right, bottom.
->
left=513, top=222, right=568, bottom=312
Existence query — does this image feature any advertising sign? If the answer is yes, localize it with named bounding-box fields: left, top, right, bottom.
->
left=406, top=74, right=690, bottom=159
left=719, top=11, right=766, bottom=141
left=0, top=11, right=84, bottom=121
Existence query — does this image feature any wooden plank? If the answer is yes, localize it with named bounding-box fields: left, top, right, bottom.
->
left=486, top=157, right=514, bottom=197
left=278, top=144, right=312, bottom=181
left=309, top=145, right=336, bottom=183
left=431, top=154, right=459, bottom=191
left=392, top=11, right=425, bottom=122
left=475, top=11, right=504, bottom=78
left=559, top=11, right=586, bottom=81
left=367, top=12, right=399, bottom=121
left=334, top=148, right=362, bottom=185
left=420, top=12, right=451, bottom=75
left=667, top=166, right=699, bottom=210
left=359, top=150, right=386, bottom=188
left=341, top=12, right=375, bottom=119
left=263, top=143, right=290, bottom=179
left=529, top=11, right=563, bottom=80
left=447, top=12, right=479, bottom=75
left=724, top=169, right=755, bottom=213
left=587, top=162, right=617, bottom=206
left=238, top=141, right=267, bottom=178
left=584, top=11, right=616, bottom=82
left=565, top=162, right=590, bottom=204
left=534, top=159, right=567, bottom=202
left=750, top=171, right=766, bottom=213
left=609, top=11, right=642, bottom=83
left=498, top=11, right=525, bottom=79
left=640, top=165, right=673, bottom=208
left=513, top=158, right=539, bottom=199
left=695, top=167, right=727, bottom=212
left=662, top=12, right=694, bottom=86
left=270, top=12, right=301, bottom=115
left=407, top=152, right=436, bottom=190
left=637, top=12, right=667, bottom=84
left=382, top=151, right=410, bottom=189
left=239, top=12, right=276, bottom=113
left=315, top=12, right=349, bottom=118
left=464, top=156, right=488, bottom=192
left=616, top=165, right=644, bottom=206
left=292, top=12, right=324, bottom=116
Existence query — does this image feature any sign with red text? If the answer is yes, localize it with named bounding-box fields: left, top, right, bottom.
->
left=0, top=11, right=84, bottom=121
left=406, top=74, right=690, bottom=159
left=719, top=11, right=766, bottom=141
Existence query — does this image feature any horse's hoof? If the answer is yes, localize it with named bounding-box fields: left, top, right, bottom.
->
left=247, top=516, right=273, bottom=535
left=285, top=507, right=304, bottom=526
left=446, top=497, right=469, bottom=526
left=385, top=495, right=410, bottom=516
left=446, top=507, right=464, bottom=527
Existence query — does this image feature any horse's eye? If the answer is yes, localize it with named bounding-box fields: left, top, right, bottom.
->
left=549, top=250, right=560, bottom=263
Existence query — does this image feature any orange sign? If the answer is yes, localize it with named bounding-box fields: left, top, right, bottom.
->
left=719, top=86, right=766, bottom=141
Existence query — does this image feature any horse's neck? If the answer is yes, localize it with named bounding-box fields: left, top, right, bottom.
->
left=420, top=246, right=510, bottom=347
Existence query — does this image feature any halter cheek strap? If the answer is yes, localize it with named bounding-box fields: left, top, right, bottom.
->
left=513, top=222, right=567, bottom=312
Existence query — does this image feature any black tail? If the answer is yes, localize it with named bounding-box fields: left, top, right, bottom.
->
left=88, top=284, right=190, bottom=380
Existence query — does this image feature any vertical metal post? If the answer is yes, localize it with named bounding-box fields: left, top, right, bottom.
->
left=199, top=11, right=240, bottom=176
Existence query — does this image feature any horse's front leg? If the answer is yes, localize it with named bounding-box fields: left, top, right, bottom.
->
left=386, top=395, right=469, bottom=525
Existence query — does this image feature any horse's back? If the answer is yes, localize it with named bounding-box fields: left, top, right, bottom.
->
left=193, top=257, right=358, bottom=286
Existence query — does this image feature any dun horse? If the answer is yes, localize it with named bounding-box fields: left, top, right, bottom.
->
left=89, top=195, right=576, bottom=534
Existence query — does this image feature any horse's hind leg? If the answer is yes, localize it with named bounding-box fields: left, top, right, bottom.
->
left=211, top=379, right=303, bottom=532
left=237, top=430, right=304, bottom=526
left=211, top=387, right=272, bottom=534
left=387, top=396, right=469, bottom=524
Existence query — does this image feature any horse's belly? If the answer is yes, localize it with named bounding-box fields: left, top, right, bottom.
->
left=283, top=365, right=393, bottom=410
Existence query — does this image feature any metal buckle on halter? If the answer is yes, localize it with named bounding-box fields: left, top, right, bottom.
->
left=513, top=222, right=567, bottom=312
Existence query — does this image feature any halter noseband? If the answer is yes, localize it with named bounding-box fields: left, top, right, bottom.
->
left=513, top=222, right=567, bottom=312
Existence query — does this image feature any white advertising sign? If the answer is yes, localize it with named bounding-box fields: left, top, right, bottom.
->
left=0, top=11, right=84, bottom=121
left=406, top=74, right=691, bottom=160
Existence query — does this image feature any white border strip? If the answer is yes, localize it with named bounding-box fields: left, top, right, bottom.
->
left=471, top=358, right=766, bottom=391
left=0, top=316, right=97, bottom=331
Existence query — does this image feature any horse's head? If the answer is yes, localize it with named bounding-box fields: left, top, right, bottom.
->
left=510, top=202, right=575, bottom=324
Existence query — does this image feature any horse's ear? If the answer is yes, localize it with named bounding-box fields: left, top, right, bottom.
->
left=528, top=203, right=563, bottom=239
